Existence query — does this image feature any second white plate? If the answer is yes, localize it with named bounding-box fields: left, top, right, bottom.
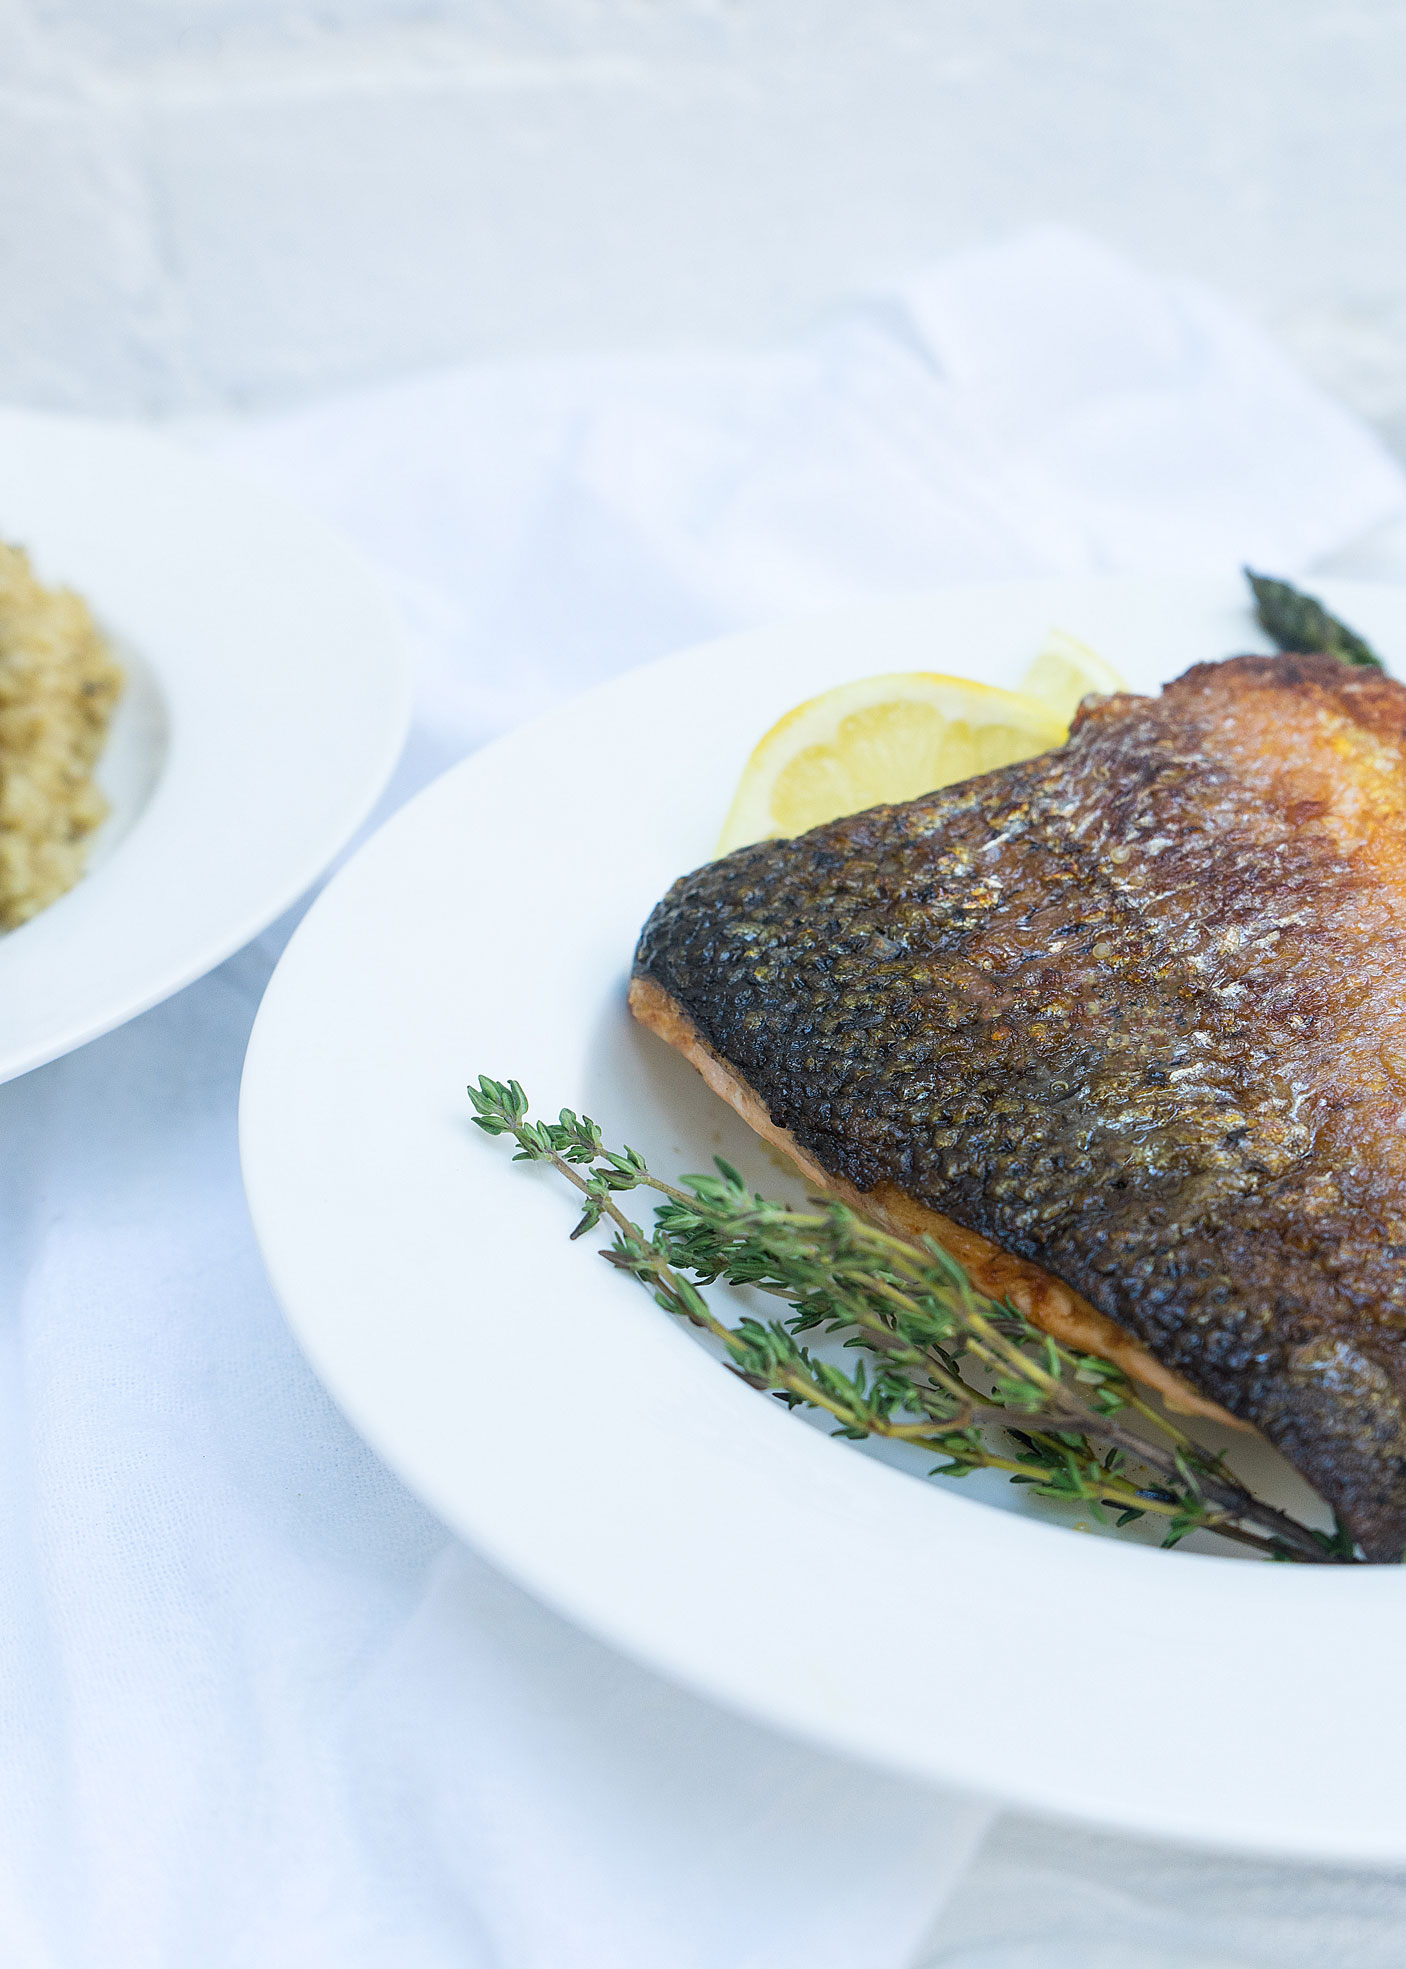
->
left=0, top=408, right=411, bottom=1082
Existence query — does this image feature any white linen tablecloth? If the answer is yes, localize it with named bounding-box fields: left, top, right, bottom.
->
left=7, top=227, right=1406, bottom=1967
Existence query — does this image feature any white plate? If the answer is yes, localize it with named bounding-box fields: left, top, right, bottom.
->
left=241, top=576, right=1406, bottom=1863
left=0, top=407, right=410, bottom=1081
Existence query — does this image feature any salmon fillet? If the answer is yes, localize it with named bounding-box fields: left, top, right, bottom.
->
left=631, top=653, right=1406, bottom=1561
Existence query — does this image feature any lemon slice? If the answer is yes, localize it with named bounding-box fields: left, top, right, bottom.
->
left=717, top=672, right=1066, bottom=854
left=1021, top=628, right=1126, bottom=725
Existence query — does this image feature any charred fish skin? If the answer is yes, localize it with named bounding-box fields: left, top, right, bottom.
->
left=633, top=653, right=1406, bottom=1561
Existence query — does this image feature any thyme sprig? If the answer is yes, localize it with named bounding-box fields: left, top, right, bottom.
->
left=470, top=1076, right=1356, bottom=1564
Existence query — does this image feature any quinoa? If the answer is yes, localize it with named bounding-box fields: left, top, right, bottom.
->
left=0, top=542, right=123, bottom=928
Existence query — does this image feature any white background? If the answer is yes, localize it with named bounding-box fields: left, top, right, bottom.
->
left=5, top=0, right=1406, bottom=446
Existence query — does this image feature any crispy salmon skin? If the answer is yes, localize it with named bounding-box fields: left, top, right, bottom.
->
left=631, top=653, right=1406, bottom=1560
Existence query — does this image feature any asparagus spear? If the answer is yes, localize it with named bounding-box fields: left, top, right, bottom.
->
left=1244, top=567, right=1383, bottom=670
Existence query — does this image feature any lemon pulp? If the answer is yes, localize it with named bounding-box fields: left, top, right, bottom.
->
left=716, top=630, right=1127, bottom=856
left=1020, top=628, right=1126, bottom=725
left=718, top=672, right=1066, bottom=854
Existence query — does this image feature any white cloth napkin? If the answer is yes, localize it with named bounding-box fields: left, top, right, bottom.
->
left=6, top=226, right=1406, bottom=1969
left=212, top=224, right=1405, bottom=764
